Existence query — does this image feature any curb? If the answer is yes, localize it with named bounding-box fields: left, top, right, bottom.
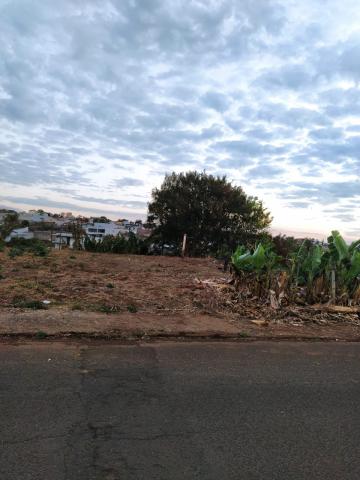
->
left=0, top=331, right=360, bottom=343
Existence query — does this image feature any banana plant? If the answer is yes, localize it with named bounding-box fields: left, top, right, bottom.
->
left=331, top=230, right=348, bottom=262
left=231, top=243, right=268, bottom=274
left=231, top=232, right=360, bottom=305
left=327, top=231, right=359, bottom=299
left=345, top=249, right=360, bottom=293
left=292, top=241, right=323, bottom=285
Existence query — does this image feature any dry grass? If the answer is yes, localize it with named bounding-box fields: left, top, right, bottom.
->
left=0, top=250, right=225, bottom=314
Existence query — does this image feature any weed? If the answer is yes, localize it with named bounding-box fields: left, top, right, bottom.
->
left=32, top=243, right=48, bottom=257
left=9, top=247, right=23, bottom=258
left=7, top=238, right=49, bottom=257
left=127, top=304, right=138, bottom=313
left=106, top=283, right=114, bottom=288
left=22, top=262, right=37, bottom=269
left=71, top=303, right=84, bottom=311
left=35, top=331, right=48, bottom=339
left=94, top=303, right=122, bottom=314
left=69, top=255, right=76, bottom=259
left=238, top=331, right=250, bottom=338
left=193, top=301, right=203, bottom=309
left=13, top=299, right=48, bottom=310
left=99, top=304, right=113, bottom=313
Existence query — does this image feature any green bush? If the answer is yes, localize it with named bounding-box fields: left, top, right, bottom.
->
left=9, top=246, right=24, bottom=258
left=83, top=233, right=149, bottom=255
left=127, top=304, right=138, bottom=313
left=35, top=331, right=48, bottom=339
left=7, top=238, right=49, bottom=257
left=12, top=299, right=47, bottom=310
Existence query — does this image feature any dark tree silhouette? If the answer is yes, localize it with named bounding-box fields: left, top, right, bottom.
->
left=147, top=171, right=272, bottom=256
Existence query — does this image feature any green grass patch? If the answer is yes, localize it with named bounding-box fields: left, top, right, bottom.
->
left=35, top=331, right=48, bottom=339
left=238, top=331, right=250, bottom=338
left=93, top=303, right=122, bottom=314
left=12, top=299, right=48, bottom=310
left=127, top=304, right=138, bottom=313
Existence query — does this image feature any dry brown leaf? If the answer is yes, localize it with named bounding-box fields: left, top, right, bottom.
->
left=251, top=319, right=269, bottom=326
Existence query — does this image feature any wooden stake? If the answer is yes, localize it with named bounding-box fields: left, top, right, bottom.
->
left=331, top=269, right=336, bottom=303
left=181, top=233, right=187, bottom=257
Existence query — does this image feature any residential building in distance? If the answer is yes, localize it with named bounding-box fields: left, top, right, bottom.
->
left=83, top=220, right=123, bottom=241
left=19, top=210, right=51, bottom=223
left=5, top=227, right=34, bottom=242
left=115, top=219, right=143, bottom=235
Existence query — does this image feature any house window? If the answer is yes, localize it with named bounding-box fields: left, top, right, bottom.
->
left=98, top=229, right=105, bottom=233
left=88, top=228, right=97, bottom=232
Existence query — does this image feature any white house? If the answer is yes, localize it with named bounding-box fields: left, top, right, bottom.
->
left=5, top=227, right=34, bottom=242
left=83, top=221, right=123, bottom=241
left=116, top=219, right=142, bottom=235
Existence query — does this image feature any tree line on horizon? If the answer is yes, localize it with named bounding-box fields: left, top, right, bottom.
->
left=0, top=170, right=334, bottom=260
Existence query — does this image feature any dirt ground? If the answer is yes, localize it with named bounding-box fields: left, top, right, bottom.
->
left=0, top=250, right=226, bottom=312
left=0, top=250, right=359, bottom=340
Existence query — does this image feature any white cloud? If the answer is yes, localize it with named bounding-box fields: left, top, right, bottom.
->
left=0, top=0, right=359, bottom=236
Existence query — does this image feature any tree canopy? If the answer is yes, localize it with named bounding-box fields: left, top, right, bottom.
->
left=147, top=171, right=272, bottom=256
left=0, top=212, right=20, bottom=240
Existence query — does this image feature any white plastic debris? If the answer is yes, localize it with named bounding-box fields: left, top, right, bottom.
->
left=42, top=300, right=51, bottom=305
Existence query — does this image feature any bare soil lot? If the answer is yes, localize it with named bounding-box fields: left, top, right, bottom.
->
left=0, top=250, right=359, bottom=340
left=0, top=250, right=224, bottom=313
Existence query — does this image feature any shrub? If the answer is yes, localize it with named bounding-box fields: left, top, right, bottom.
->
left=71, top=303, right=84, bottom=311
left=127, top=304, right=138, bottom=313
left=35, top=331, right=48, bottom=339
left=7, top=238, right=49, bottom=257
left=9, top=246, right=23, bottom=258
left=96, top=304, right=122, bottom=314
left=83, top=233, right=149, bottom=255
left=12, top=299, right=47, bottom=310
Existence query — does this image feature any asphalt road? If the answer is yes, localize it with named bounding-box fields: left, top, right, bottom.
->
left=1, top=341, right=360, bottom=479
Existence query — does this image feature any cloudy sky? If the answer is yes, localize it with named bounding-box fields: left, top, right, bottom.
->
left=0, top=0, right=359, bottom=239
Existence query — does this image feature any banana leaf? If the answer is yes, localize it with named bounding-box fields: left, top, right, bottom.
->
left=231, top=247, right=252, bottom=272
left=349, top=239, right=360, bottom=254
left=345, top=250, right=360, bottom=285
left=332, top=230, right=349, bottom=262
left=252, top=244, right=266, bottom=271
left=303, top=244, right=323, bottom=281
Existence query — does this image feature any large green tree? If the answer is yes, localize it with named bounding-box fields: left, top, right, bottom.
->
left=147, top=171, right=272, bottom=256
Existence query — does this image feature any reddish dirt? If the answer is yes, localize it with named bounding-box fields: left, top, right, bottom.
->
left=0, top=250, right=226, bottom=313
left=0, top=250, right=360, bottom=340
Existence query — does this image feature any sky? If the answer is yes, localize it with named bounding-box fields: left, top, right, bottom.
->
left=0, top=0, right=359, bottom=240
